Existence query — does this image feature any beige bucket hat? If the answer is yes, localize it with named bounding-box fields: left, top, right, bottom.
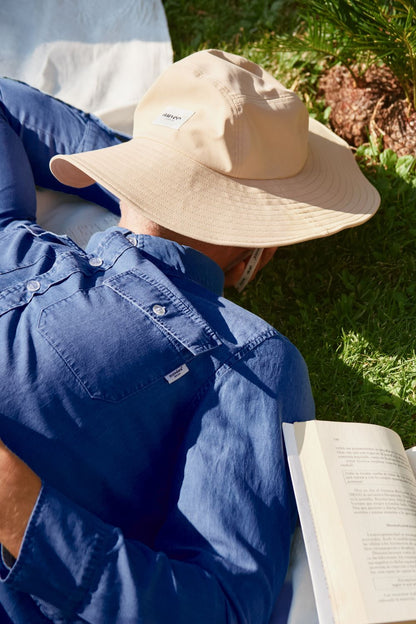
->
left=50, top=49, right=380, bottom=248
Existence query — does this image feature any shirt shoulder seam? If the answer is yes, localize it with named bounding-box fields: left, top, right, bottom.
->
left=186, top=327, right=280, bottom=410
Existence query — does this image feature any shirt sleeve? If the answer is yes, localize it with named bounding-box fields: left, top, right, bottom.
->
left=0, top=93, right=37, bottom=226
left=0, top=77, right=122, bottom=228
left=0, top=335, right=314, bottom=624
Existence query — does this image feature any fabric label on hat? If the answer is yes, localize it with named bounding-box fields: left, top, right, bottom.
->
left=152, top=107, right=195, bottom=129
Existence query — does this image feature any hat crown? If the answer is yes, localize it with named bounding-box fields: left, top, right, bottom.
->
left=133, top=49, right=309, bottom=180
left=50, top=49, right=380, bottom=248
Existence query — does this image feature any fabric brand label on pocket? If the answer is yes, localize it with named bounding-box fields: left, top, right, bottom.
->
left=164, top=364, right=189, bottom=384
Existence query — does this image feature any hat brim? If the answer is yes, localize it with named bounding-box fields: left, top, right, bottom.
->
left=50, top=117, right=380, bottom=248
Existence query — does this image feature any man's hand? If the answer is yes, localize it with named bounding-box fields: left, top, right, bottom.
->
left=0, top=440, right=41, bottom=560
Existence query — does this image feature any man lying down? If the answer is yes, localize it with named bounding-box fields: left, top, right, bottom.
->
left=0, top=49, right=379, bottom=623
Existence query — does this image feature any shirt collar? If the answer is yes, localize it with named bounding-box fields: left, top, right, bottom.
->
left=87, top=227, right=225, bottom=295
left=134, top=233, right=225, bottom=296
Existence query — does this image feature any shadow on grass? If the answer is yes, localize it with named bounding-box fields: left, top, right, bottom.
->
left=162, top=0, right=297, bottom=59
left=163, top=0, right=415, bottom=444
left=230, top=166, right=416, bottom=447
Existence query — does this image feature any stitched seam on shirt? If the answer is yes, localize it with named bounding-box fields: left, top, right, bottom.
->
left=186, top=328, right=278, bottom=410
left=104, top=282, right=192, bottom=356
left=5, top=483, right=110, bottom=619
left=0, top=484, right=106, bottom=616
left=135, top=270, right=218, bottom=336
left=64, top=528, right=110, bottom=618
left=0, top=250, right=86, bottom=305
left=37, top=287, right=192, bottom=402
left=0, top=233, right=58, bottom=276
left=92, top=231, right=133, bottom=268
left=107, top=269, right=221, bottom=352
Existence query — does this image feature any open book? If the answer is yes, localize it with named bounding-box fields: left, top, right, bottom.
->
left=283, top=420, right=416, bottom=624
left=36, top=189, right=119, bottom=249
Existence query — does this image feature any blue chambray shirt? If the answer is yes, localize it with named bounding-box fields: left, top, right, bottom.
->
left=0, top=221, right=315, bottom=624
left=0, top=77, right=315, bottom=624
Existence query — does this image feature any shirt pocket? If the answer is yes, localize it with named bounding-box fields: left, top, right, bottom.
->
left=37, top=284, right=189, bottom=402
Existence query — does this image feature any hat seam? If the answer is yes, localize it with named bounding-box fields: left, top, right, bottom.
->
left=131, top=133, right=291, bottom=181
left=189, top=66, right=243, bottom=173
left=176, top=61, right=299, bottom=177
left=52, top=135, right=379, bottom=248
left=185, top=57, right=296, bottom=103
left=232, top=92, right=298, bottom=103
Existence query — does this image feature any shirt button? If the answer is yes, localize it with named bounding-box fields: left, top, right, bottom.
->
left=89, top=257, right=103, bottom=267
left=152, top=304, right=166, bottom=316
left=127, top=235, right=137, bottom=247
left=26, top=280, right=41, bottom=292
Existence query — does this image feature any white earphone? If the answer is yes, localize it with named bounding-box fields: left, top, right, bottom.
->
left=234, top=248, right=263, bottom=293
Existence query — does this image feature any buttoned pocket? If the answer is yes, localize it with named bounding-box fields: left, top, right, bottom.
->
left=38, top=284, right=188, bottom=402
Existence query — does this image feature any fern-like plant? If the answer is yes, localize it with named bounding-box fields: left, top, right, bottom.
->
left=281, top=0, right=416, bottom=109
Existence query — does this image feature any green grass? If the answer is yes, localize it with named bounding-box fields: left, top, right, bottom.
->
left=163, top=1, right=295, bottom=58
left=162, top=1, right=416, bottom=448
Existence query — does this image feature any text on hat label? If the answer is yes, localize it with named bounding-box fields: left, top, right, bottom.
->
left=152, top=107, right=195, bottom=130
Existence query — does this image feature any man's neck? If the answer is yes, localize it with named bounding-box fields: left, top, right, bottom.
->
left=118, top=203, right=246, bottom=274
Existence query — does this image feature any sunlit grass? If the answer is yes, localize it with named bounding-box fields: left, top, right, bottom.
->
left=162, top=0, right=416, bottom=448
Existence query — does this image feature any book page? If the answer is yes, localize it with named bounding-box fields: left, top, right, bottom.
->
left=406, top=447, right=416, bottom=477
left=36, top=189, right=119, bottom=249
left=285, top=421, right=368, bottom=624
left=284, top=423, right=336, bottom=624
left=287, top=421, right=416, bottom=624
left=39, top=202, right=119, bottom=249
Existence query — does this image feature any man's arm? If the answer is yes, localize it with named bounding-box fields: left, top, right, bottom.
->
left=0, top=335, right=314, bottom=624
left=0, top=92, right=37, bottom=226
left=0, top=77, right=122, bottom=230
left=0, top=441, right=40, bottom=560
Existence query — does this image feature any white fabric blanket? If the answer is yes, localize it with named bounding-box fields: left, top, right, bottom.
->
left=0, top=0, right=173, bottom=246
left=0, top=0, right=172, bottom=134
